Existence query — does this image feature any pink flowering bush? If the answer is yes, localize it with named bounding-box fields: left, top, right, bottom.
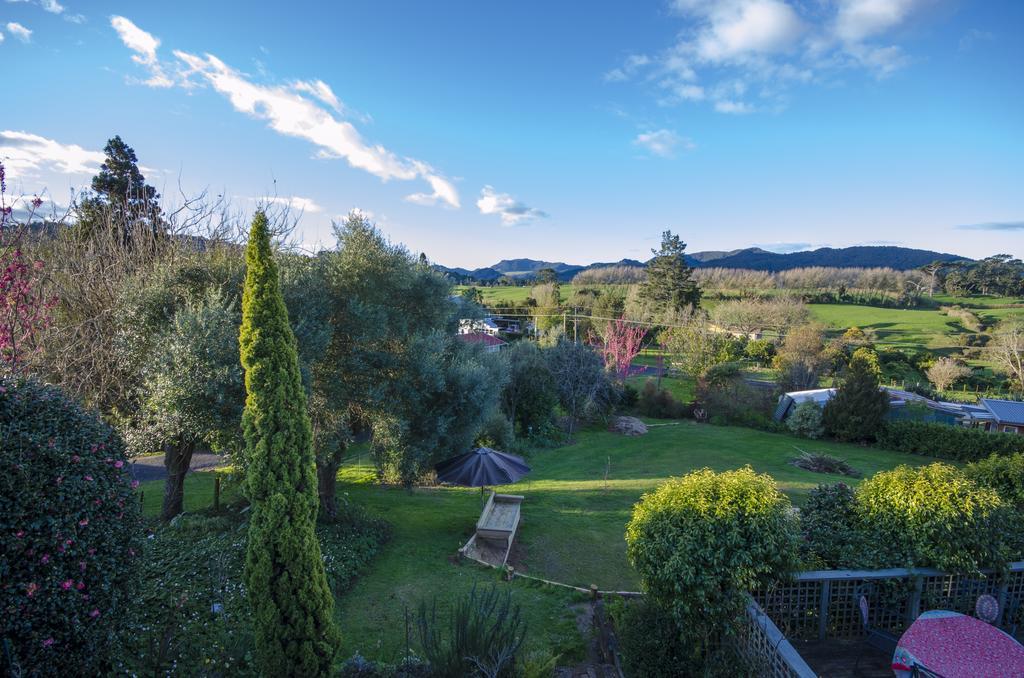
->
left=1, top=376, right=142, bottom=675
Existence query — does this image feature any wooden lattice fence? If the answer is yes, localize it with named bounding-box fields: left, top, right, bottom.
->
left=735, top=562, right=1024, bottom=677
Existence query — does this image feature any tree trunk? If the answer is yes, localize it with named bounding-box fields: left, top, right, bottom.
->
left=161, top=438, right=196, bottom=521
left=317, top=456, right=341, bottom=521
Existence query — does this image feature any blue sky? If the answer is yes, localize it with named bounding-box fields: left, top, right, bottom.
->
left=2, top=0, right=1022, bottom=267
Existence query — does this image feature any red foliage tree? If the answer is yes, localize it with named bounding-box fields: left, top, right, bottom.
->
left=0, top=162, right=56, bottom=374
left=592, top=316, right=648, bottom=381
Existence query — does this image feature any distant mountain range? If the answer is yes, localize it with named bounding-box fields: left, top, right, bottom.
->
left=435, top=246, right=967, bottom=283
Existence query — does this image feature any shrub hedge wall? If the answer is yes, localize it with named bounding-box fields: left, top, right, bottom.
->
left=876, top=420, right=1024, bottom=461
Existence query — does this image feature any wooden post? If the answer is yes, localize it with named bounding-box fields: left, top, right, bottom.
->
left=907, top=575, right=924, bottom=624
left=213, top=475, right=221, bottom=512
left=817, top=580, right=830, bottom=641
left=590, top=584, right=599, bottom=602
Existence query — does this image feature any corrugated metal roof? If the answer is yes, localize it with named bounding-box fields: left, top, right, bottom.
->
left=981, top=398, right=1024, bottom=424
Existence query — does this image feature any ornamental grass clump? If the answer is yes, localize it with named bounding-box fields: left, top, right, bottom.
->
left=239, top=212, right=340, bottom=675
left=625, top=467, right=799, bottom=664
left=854, top=463, right=1015, bottom=573
left=0, top=377, right=142, bottom=675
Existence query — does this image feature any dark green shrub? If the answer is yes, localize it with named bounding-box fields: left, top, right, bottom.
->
left=698, top=375, right=780, bottom=431
left=965, top=453, right=1024, bottom=508
left=611, top=598, right=695, bottom=678
left=786, top=401, right=824, bottom=439
left=501, top=341, right=559, bottom=439
left=636, top=378, right=686, bottom=419
left=625, top=468, right=799, bottom=657
left=822, top=352, right=889, bottom=442
left=0, top=377, right=142, bottom=675
left=854, top=463, right=1014, bottom=573
left=476, top=410, right=515, bottom=450
left=416, top=584, right=526, bottom=678
left=876, top=421, right=1024, bottom=461
left=619, top=382, right=639, bottom=408
left=800, top=483, right=861, bottom=568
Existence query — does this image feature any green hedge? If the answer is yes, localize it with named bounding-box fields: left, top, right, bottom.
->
left=854, top=464, right=1014, bottom=573
left=965, top=453, right=1024, bottom=509
left=876, top=420, right=1024, bottom=461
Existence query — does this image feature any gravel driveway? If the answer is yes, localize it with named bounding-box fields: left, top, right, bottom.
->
left=129, top=452, right=227, bottom=482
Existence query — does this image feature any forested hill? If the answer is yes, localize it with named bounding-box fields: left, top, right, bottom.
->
left=686, top=246, right=966, bottom=272
left=436, top=246, right=967, bottom=282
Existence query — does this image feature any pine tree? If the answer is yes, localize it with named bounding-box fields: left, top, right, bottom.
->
left=822, top=351, right=890, bottom=443
left=240, top=212, right=340, bottom=675
left=639, top=230, right=701, bottom=315
left=75, top=135, right=165, bottom=242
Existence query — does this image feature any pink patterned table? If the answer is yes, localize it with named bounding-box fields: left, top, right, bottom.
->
left=892, top=610, right=1024, bottom=677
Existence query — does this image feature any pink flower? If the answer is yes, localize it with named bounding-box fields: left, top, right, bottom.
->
left=26, top=583, right=38, bottom=597
left=61, top=580, right=73, bottom=590
left=71, top=455, right=80, bottom=463
left=131, top=480, right=140, bottom=489
left=84, top=475, right=93, bottom=481
left=76, top=581, right=85, bottom=590
left=89, top=609, right=99, bottom=618
left=114, top=460, right=124, bottom=468
left=55, top=476, right=63, bottom=485
left=15, top=530, right=24, bottom=538
left=41, top=638, right=54, bottom=648
left=78, top=519, right=88, bottom=527
left=79, top=561, right=86, bottom=572
left=40, top=554, right=50, bottom=564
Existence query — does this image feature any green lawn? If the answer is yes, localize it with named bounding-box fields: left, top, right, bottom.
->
left=140, top=422, right=937, bottom=662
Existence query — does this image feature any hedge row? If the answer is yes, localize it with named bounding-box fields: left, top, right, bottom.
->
left=876, top=420, right=1024, bottom=461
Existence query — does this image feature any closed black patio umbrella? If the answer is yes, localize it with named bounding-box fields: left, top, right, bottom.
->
left=434, top=447, right=530, bottom=488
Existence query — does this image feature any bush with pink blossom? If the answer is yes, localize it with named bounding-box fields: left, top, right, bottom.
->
left=1, top=376, right=142, bottom=675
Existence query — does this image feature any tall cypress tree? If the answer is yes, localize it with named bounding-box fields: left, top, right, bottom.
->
left=240, top=212, right=340, bottom=675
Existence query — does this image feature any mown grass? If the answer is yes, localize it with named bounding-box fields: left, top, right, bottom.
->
left=137, top=419, right=950, bottom=664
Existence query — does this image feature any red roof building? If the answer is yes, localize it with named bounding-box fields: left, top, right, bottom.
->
left=456, top=332, right=507, bottom=352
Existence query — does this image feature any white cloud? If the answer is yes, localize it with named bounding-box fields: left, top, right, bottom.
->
left=0, top=130, right=105, bottom=177
left=714, top=99, right=754, bottom=114
left=106, top=16, right=457, bottom=209
left=604, top=54, right=651, bottom=82
left=0, top=32, right=4, bottom=44
left=6, top=22, right=32, bottom=42
left=291, top=79, right=342, bottom=113
left=833, top=0, right=922, bottom=44
left=610, top=0, right=933, bottom=113
left=682, top=0, right=806, bottom=62
left=959, top=28, right=994, bottom=53
left=253, top=195, right=323, bottom=213
left=633, top=129, right=694, bottom=157
left=476, top=186, right=547, bottom=226
left=173, top=50, right=459, bottom=208
left=110, top=16, right=173, bottom=87
left=40, top=0, right=62, bottom=13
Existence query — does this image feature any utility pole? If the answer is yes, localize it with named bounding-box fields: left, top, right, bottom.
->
left=573, top=307, right=578, bottom=343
